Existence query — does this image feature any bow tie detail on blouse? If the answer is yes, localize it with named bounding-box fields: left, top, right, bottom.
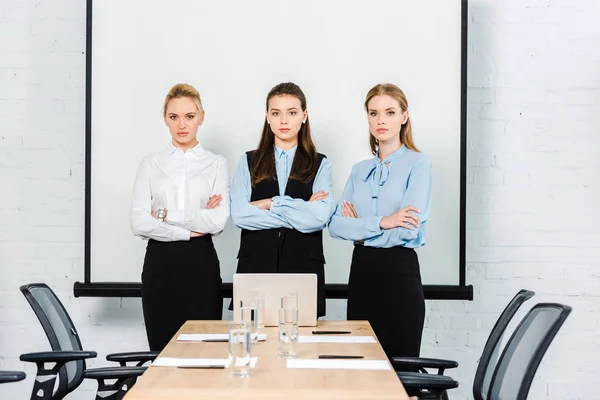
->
left=363, top=159, right=391, bottom=186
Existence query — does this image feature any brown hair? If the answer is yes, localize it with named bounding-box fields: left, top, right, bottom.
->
left=251, top=82, right=318, bottom=186
left=162, top=83, right=203, bottom=117
left=364, top=83, right=419, bottom=154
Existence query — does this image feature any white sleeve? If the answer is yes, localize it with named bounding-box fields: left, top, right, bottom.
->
left=167, top=156, right=230, bottom=235
left=130, top=157, right=190, bottom=242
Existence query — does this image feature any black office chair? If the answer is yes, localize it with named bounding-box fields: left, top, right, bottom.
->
left=395, top=289, right=536, bottom=399
left=0, top=371, right=26, bottom=384
left=19, top=283, right=155, bottom=400
left=400, top=302, right=571, bottom=400
left=485, top=302, right=572, bottom=399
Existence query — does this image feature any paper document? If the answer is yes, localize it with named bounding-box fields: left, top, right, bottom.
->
left=287, top=359, right=390, bottom=370
left=153, top=357, right=257, bottom=368
left=153, top=358, right=228, bottom=367
left=297, top=336, right=376, bottom=344
left=177, top=333, right=267, bottom=342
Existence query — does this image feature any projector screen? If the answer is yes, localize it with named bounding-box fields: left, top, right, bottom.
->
left=83, top=0, right=467, bottom=296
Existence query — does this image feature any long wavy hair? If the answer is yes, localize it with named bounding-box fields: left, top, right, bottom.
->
left=365, top=83, right=419, bottom=154
left=251, top=82, right=318, bottom=186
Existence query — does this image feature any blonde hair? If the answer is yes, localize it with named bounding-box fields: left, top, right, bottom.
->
left=162, top=83, right=203, bottom=117
left=364, top=83, right=419, bottom=154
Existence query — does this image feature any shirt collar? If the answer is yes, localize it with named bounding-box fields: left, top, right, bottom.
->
left=165, top=142, right=205, bottom=156
left=274, top=144, right=298, bottom=161
left=375, top=144, right=406, bottom=164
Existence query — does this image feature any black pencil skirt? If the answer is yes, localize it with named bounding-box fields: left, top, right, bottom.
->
left=141, top=235, right=223, bottom=351
left=347, top=244, right=425, bottom=360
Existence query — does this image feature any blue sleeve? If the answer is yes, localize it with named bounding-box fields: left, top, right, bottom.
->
left=230, top=154, right=292, bottom=231
left=364, top=157, right=432, bottom=247
left=270, top=158, right=336, bottom=233
left=328, top=168, right=384, bottom=242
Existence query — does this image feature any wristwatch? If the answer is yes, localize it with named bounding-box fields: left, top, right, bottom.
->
left=157, top=208, right=167, bottom=222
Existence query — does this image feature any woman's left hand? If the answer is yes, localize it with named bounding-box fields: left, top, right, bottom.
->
left=206, top=194, right=222, bottom=209
left=250, top=198, right=273, bottom=210
left=341, top=201, right=358, bottom=218
left=309, top=190, right=329, bottom=202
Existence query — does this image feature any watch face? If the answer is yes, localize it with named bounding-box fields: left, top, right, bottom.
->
left=157, top=209, right=166, bottom=218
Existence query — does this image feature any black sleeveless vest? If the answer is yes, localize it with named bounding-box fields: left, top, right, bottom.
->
left=236, top=150, right=327, bottom=317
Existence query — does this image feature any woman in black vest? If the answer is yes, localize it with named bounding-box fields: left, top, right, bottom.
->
left=230, top=82, right=335, bottom=317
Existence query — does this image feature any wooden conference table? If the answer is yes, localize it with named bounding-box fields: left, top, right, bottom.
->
left=124, top=320, right=409, bottom=399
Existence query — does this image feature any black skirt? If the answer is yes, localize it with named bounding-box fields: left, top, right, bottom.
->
left=141, top=235, right=222, bottom=351
left=347, top=244, right=425, bottom=360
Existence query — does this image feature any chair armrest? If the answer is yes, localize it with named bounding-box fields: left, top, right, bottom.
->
left=391, top=356, right=458, bottom=374
left=397, top=371, right=459, bottom=393
left=85, top=366, right=147, bottom=397
left=84, top=366, right=146, bottom=380
left=20, top=350, right=98, bottom=398
left=106, top=351, right=159, bottom=366
left=0, top=371, right=26, bottom=384
left=20, top=350, right=97, bottom=363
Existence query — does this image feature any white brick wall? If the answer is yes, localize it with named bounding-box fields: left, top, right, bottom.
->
left=1, top=0, right=599, bottom=399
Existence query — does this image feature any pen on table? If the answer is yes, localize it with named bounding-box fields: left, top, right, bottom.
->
left=201, top=339, right=229, bottom=342
left=311, top=331, right=352, bottom=335
left=318, top=355, right=364, bottom=359
left=177, top=365, right=226, bottom=369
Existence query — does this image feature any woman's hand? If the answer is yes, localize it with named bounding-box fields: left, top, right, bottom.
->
left=309, top=190, right=329, bottom=202
left=341, top=201, right=359, bottom=218
left=380, top=206, right=420, bottom=230
left=206, top=194, right=222, bottom=209
left=250, top=198, right=273, bottom=210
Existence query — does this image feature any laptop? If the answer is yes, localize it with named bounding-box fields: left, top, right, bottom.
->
left=232, top=273, right=318, bottom=327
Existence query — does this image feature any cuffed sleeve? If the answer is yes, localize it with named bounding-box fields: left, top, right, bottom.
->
left=328, top=169, right=386, bottom=242
left=230, top=154, right=292, bottom=230
left=270, top=158, right=336, bottom=233
left=130, top=157, right=191, bottom=242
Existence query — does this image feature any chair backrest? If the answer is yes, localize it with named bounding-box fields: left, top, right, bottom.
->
left=473, top=289, right=535, bottom=400
left=487, top=303, right=571, bottom=400
left=20, top=283, right=86, bottom=394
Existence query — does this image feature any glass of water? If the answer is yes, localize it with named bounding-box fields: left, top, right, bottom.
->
left=278, top=307, right=298, bottom=358
left=248, top=288, right=265, bottom=334
left=281, top=289, right=298, bottom=310
left=239, top=304, right=259, bottom=346
left=228, top=322, right=251, bottom=377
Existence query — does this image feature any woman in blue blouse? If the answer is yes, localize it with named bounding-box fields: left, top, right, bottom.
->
left=329, top=83, right=431, bottom=360
left=230, top=82, right=335, bottom=317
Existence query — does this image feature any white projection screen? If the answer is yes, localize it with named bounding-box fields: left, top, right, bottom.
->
left=77, top=0, right=471, bottom=300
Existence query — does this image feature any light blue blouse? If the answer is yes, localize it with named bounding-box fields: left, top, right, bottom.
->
left=328, top=145, right=431, bottom=248
left=230, top=146, right=336, bottom=233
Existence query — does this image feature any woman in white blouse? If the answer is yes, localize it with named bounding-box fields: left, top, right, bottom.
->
left=130, top=83, right=230, bottom=351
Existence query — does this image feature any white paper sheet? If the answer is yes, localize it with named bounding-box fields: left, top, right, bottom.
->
left=152, top=357, right=229, bottom=367
left=152, top=357, right=258, bottom=368
left=177, top=333, right=267, bottom=342
left=297, top=336, right=376, bottom=344
left=287, top=359, right=390, bottom=370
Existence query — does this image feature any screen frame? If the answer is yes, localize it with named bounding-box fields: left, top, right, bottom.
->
left=74, top=0, right=472, bottom=301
